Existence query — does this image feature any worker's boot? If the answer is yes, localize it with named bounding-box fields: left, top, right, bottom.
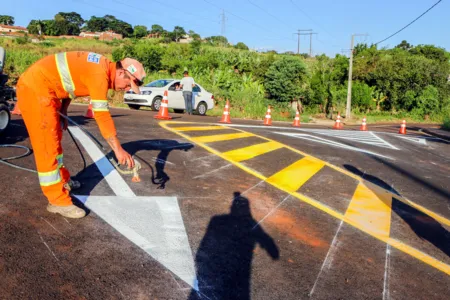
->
left=63, top=179, right=81, bottom=192
left=47, top=204, right=86, bottom=218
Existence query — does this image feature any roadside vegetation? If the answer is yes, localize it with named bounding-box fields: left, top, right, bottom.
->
left=1, top=12, right=449, bottom=124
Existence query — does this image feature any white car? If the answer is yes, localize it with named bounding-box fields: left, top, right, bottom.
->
left=124, top=79, right=214, bottom=115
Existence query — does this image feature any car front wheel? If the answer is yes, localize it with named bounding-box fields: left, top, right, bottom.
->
left=196, top=102, right=207, bottom=116
left=152, top=96, right=162, bottom=111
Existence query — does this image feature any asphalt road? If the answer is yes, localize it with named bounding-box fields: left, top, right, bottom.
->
left=1, top=105, right=449, bottom=300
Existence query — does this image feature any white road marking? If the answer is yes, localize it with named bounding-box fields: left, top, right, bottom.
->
left=74, top=195, right=198, bottom=291
left=252, top=195, right=291, bottom=230
left=395, top=135, right=428, bottom=145
left=193, top=163, right=232, bottom=179
left=69, top=126, right=198, bottom=290
left=221, top=123, right=399, bottom=150
left=68, top=127, right=135, bottom=197
left=309, top=220, right=343, bottom=298
left=383, top=244, right=391, bottom=300
left=274, top=132, right=394, bottom=160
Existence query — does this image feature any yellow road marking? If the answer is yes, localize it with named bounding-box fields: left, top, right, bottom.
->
left=267, top=157, right=325, bottom=192
left=160, top=121, right=450, bottom=275
left=345, top=183, right=392, bottom=238
left=174, top=126, right=228, bottom=132
left=222, top=141, right=283, bottom=162
left=191, top=132, right=253, bottom=143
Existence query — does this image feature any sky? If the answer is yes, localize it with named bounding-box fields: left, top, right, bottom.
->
left=2, top=0, right=448, bottom=56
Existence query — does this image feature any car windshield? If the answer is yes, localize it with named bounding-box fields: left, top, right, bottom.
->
left=145, top=80, right=174, bottom=88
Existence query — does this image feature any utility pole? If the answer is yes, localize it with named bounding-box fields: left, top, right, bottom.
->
left=307, top=32, right=318, bottom=57
left=294, top=29, right=312, bottom=54
left=345, top=33, right=368, bottom=119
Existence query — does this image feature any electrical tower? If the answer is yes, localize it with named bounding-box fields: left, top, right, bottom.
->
left=294, top=29, right=312, bottom=54
left=221, top=10, right=226, bottom=37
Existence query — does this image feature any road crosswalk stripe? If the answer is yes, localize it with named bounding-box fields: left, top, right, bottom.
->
left=266, top=157, right=325, bottom=192
left=222, top=141, right=283, bottom=162
left=191, top=132, right=253, bottom=143
left=160, top=121, right=450, bottom=275
left=174, top=126, right=228, bottom=132
left=345, top=183, right=392, bottom=238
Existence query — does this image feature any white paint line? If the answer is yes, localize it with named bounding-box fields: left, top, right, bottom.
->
left=190, top=154, right=216, bottom=161
left=69, top=126, right=198, bottom=290
left=74, top=195, right=199, bottom=291
left=370, top=132, right=399, bottom=150
left=275, top=132, right=394, bottom=160
left=38, top=232, right=59, bottom=262
left=252, top=195, right=291, bottom=230
left=68, top=126, right=135, bottom=197
left=40, top=217, right=67, bottom=237
left=239, top=180, right=265, bottom=196
left=382, top=244, right=391, bottom=300
left=309, top=220, right=344, bottom=298
left=193, top=164, right=232, bottom=179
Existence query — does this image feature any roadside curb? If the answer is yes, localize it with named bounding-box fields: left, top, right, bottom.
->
left=421, top=128, right=450, bottom=142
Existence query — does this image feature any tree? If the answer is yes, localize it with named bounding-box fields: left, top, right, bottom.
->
left=150, top=24, right=165, bottom=34
left=235, top=42, right=249, bottom=50
left=85, top=16, right=108, bottom=32
left=133, top=25, right=148, bottom=38
left=0, top=15, right=14, bottom=26
left=188, top=30, right=201, bottom=40
left=84, top=15, right=133, bottom=37
left=395, top=40, right=412, bottom=51
left=264, top=56, right=309, bottom=102
left=58, top=12, right=84, bottom=28
left=168, top=26, right=186, bottom=42
left=205, top=36, right=228, bottom=46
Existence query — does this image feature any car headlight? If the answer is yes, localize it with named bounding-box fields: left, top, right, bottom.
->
left=142, top=91, right=152, bottom=95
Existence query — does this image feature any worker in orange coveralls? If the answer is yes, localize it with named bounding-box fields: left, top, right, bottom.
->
left=16, top=51, right=146, bottom=218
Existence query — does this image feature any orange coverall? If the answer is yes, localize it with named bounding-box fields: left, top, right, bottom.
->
left=16, top=51, right=118, bottom=206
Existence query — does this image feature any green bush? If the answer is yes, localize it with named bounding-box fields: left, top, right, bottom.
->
left=264, top=55, right=309, bottom=102
left=351, top=81, right=374, bottom=112
left=443, top=116, right=450, bottom=131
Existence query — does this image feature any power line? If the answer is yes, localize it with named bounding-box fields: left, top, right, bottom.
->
left=246, top=0, right=295, bottom=30
left=374, top=0, right=442, bottom=45
left=289, top=0, right=336, bottom=40
left=202, top=0, right=293, bottom=41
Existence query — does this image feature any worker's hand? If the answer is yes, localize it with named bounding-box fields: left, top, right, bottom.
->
left=115, top=147, right=135, bottom=169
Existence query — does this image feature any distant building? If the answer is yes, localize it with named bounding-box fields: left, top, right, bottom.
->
left=79, top=30, right=123, bottom=40
left=0, top=25, right=28, bottom=33
left=178, top=35, right=193, bottom=44
left=147, top=33, right=161, bottom=39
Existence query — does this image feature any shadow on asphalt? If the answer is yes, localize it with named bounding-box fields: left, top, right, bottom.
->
left=74, top=139, right=194, bottom=193
left=122, top=139, right=194, bottom=189
left=344, top=164, right=450, bottom=259
left=0, top=119, right=29, bottom=145
left=189, top=192, right=280, bottom=300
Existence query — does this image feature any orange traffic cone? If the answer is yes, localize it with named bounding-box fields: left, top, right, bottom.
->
left=11, top=103, right=21, bottom=115
left=360, top=116, right=368, bottom=131
left=155, top=90, right=172, bottom=120
left=219, top=99, right=231, bottom=123
left=333, top=112, right=343, bottom=129
left=84, top=104, right=94, bottom=119
left=263, top=106, right=272, bottom=126
left=292, top=110, right=300, bottom=127
left=399, top=119, right=406, bottom=134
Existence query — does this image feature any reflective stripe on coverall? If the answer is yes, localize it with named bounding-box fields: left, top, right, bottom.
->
left=16, top=51, right=118, bottom=206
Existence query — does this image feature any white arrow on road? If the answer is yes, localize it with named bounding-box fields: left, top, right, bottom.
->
left=68, top=126, right=198, bottom=290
